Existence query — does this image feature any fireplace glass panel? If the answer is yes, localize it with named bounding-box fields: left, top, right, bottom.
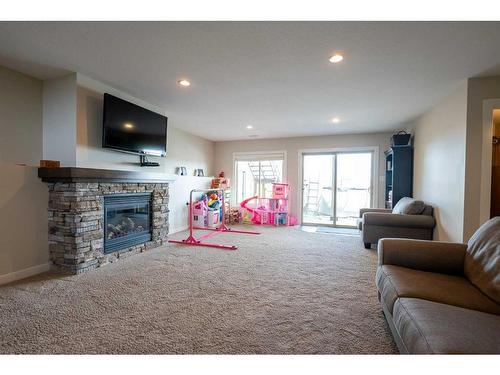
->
left=104, top=193, right=152, bottom=253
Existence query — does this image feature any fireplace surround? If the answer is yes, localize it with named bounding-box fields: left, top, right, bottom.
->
left=38, top=167, right=174, bottom=274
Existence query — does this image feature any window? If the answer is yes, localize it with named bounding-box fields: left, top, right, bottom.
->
left=234, top=152, right=285, bottom=204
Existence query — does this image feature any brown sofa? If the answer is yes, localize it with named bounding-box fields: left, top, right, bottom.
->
left=376, top=217, right=500, bottom=354
left=358, top=205, right=435, bottom=249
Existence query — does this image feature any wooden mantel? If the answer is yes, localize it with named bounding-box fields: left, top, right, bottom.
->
left=38, top=167, right=177, bottom=183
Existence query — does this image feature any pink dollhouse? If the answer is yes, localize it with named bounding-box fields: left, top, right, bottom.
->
left=240, top=183, right=291, bottom=226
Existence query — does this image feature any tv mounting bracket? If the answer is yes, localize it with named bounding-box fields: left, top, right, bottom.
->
left=139, top=154, right=160, bottom=167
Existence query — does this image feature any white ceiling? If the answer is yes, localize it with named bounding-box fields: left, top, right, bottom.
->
left=1, top=22, right=500, bottom=141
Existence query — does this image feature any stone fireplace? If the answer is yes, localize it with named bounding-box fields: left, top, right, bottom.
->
left=38, top=168, right=173, bottom=274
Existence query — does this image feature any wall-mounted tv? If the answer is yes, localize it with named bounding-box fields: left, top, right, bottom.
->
left=102, top=93, right=168, bottom=157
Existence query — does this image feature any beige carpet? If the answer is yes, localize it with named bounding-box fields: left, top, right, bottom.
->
left=0, top=225, right=397, bottom=354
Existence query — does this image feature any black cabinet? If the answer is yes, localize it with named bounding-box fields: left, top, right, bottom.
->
left=385, top=145, right=413, bottom=209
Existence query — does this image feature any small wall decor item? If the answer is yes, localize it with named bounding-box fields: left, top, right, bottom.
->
left=195, top=169, right=205, bottom=177
left=176, top=166, right=188, bottom=175
left=39, top=160, right=60, bottom=168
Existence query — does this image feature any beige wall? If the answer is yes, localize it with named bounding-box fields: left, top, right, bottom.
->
left=0, top=68, right=216, bottom=282
left=0, top=65, right=43, bottom=164
left=0, top=164, right=48, bottom=280
left=0, top=66, right=48, bottom=282
left=464, top=76, right=500, bottom=240
left=412, top=82, right=468, bottom=242
left=76, top=86, right=214, bottom=175
left=76, top=86, right=215, bottom=233
left=214, top=132, right=392, bottom=220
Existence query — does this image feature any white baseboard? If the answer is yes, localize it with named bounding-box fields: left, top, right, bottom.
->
left=169, top=225, right=189, bottom=235
left=0, top=262, right=51, bottom=286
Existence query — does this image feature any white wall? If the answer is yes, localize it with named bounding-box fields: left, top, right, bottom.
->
left=214, top=132, right=392, bottom=220
left=42, top=74, right=77, bottom=166
left=412, top=82, right=468, bottom=242
left=0, top=66, right=49, bottom=283
left=76, top=85, right=215, bottom=233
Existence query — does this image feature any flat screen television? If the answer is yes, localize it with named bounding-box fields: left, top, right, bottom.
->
left=102, top=93, right=168, bottom=157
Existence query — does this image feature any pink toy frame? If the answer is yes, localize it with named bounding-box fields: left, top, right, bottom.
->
left=168, top=188, right=260, bottom=250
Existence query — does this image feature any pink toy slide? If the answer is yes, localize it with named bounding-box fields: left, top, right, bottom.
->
left=240, top=196, right=263, bottom=224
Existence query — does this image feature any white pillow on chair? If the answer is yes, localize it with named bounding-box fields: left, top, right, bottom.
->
left=392, top=197, right=425, bottom=215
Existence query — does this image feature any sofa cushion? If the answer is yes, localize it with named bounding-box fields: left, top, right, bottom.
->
left=364, top=212, right=435, bottom=228
left=376, top=265, right=500, bottom=315
left=465, top=217, right=500, bottom=304
left=393, top=298, right=500, bottom=354
left=392, top=197, right=425, bottom=215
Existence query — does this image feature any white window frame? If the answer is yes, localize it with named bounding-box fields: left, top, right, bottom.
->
left=232, top=150, right=287, bottom=206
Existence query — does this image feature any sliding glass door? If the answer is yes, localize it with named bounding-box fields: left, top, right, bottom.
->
left=335, top=153, right=373, bottom=226
left=302, top=154, right=335, bottom=225
left=302, top=151, right=373, bottom=228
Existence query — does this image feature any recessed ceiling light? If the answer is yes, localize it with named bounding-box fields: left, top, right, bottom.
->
left=331, top=117, right=340, bottom=124
left=123, top=123, right=134, bottom=129
left=177, top=79, right=191, bottom=87
left=246, top=125, right=253, bottom=129
left=329, top=54, right=344, bottom=63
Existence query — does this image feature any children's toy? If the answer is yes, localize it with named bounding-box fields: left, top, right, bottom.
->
left=241, top=206, right=254, bottom=224
left=169, top=188, right=260, bottom=250
left=275, top=212, right=288, bottom=225
left=192, top=198, right=208, bottom=227
left=207, top=209, right=220, bottom=228
left=207, top=193, right=220, bottom=208
left=211, top=177, right=230, bottom=189
left=225, top=208, right=241, bottom=225
left=272, top=183, right=289, bottom=199
left=239, top=196, right=261, bottom=224
left=239, top=183, right=291, bottom=226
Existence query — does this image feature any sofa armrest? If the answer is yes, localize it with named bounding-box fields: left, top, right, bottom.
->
left=378, top=238, right=467, bottom=275
left=359, top=208, right=392, bottom=218
left=363, top=212, right=435, bottom=229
